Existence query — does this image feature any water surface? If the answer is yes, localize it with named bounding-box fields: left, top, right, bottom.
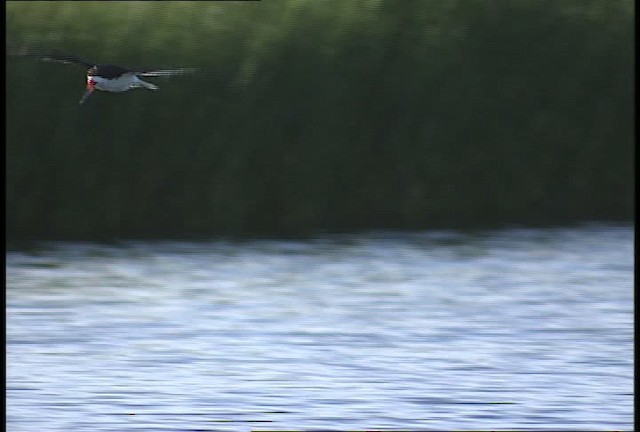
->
left=6, top=225, right=634, bottom=431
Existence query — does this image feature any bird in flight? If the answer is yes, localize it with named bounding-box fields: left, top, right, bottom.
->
left=33, top=53, right=196, bottom=104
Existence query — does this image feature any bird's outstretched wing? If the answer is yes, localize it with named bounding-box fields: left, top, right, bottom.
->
left=40, top=54, right=95, bottom=69
left=136, top=68, right=198, bottom=77
left=7, top=45, right=95, bottom=68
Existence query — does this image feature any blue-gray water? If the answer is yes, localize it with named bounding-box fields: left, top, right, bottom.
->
left=6, top=225, right=634, bottom=431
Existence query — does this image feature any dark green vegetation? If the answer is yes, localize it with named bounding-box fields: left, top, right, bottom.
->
left=6, top=0, right=633, bottom=241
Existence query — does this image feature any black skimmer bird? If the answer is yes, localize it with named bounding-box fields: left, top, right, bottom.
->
left=38, top=54, right=197, bottom=104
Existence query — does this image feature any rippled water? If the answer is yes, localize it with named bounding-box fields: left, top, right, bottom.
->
left=6, top=225, right=634, bottom=431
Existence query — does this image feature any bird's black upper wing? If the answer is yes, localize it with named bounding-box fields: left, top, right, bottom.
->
left=40, top=54, right=95, bottom=68
left=7, top=46, right=95, bottom=68
left=135, top=68, right=198, bottom=77
left=8, top=45, right=198, bottom=77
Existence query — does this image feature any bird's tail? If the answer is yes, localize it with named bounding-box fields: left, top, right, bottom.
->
left=136, top=78, right=159, bottom=91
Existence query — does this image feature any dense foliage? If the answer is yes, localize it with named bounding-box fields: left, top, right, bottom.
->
left=6, top=0, right=634, bottom=241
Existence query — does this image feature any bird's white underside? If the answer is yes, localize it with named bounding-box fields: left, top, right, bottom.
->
left=88, top=68, right=195, bottom=93
left=90, top=74, right=158, bottom=92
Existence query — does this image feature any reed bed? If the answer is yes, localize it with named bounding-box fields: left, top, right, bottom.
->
left=6, top=0, right=633, bottom=241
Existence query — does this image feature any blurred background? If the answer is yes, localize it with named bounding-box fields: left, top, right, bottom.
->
left=6, top=0, right=633, bottom=242
left=6, top=2, right=634, bottom=430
